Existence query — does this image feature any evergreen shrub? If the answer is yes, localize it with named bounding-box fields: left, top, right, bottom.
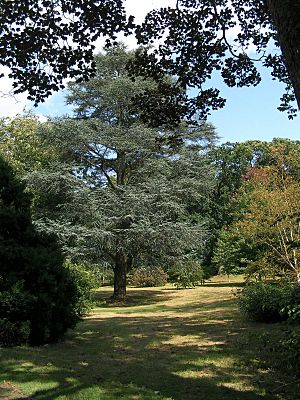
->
left=0, top=157, right=89, bottom=346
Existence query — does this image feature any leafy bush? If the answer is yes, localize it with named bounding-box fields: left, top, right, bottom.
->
left=0, top=157, right=90, bottom=346
left=64, top=260, right=99, bottom=313
left=0, top=318, right=30, bottom=347
left=168, top=259, right=204, bottom=288
left=129, top=267, right=168, bottom=287
left=278, top=326, right=300, bottom=375
left=278, top=284, right=300, bottom=324
left=237, top=282, right=293, bottom=322
left=0, top=233, right=88, bottom=346
left=259, top=325, right=300, bottom=377
left=0, top=281, right=33, bottom=346
left=238, top=282, right=300, bottom=374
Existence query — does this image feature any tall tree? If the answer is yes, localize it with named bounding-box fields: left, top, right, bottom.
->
left=31, top=46, right=217, bottom=301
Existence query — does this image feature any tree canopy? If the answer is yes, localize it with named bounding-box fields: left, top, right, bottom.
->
left=212, top=139, right=300, bottom=281
left=0, top=114, right=57, bottom=176
left=0, top=1, right=299, bottom=122
left=131, top=0, right=300, bottom=120
left=0, top=0, right=133, bottom=104
left=30, top=46, right=217, bottom=301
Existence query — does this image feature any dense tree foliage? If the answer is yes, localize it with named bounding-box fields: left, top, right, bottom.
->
left=237, top=161, right=300, bottom=283
left=131, top=0, right=300, bottom=120
left=30, top=46, right=217, bottom=301
left=66, top=44, right=186, bottom=128
left=0, top=114, right=57, bottom=176
left=203, top=140, right=270, bottom=271
left=0, top=0, right=133, bottom=104
left=212, top=139, right=300, bottom=281
left=0, top=1, right=299, bottom=122
left=0, top=156, right=89, bottom=346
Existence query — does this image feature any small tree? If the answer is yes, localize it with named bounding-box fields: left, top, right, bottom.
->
left=239, top=166, right=300, bottom=283
left=221, top=143, right=300, bottom=283
left=168, top=259, right=205, bottom=288
left=212, top=226, right=256, bottom=276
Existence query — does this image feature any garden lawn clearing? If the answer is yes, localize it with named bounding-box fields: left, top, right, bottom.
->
left=0, top=275, right=299, bottom=400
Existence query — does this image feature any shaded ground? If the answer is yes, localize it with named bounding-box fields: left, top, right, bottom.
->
left=0, top=381, right=29, bottom=400
left=0, top=276, right=299, bottom=399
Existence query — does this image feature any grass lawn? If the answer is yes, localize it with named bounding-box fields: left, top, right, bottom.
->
left=0, top=275, right=299, bottom=399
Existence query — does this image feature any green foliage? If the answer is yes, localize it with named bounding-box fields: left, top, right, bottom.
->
left=129, top=267, right=168, bottom=288
left=0, top=318, right=31, bottom=348
left=211, top=140, right=300, bottom=282
left=0, top=0, right=133, bottom=104
left=238, top=167, right=300, bottom=283
left=203, top=140, right=269, bottom=269
left=212, top=226, right=255, bottom=275
left=281, top=285, right=300, bottom=324
left=278, top=326, right=300, bottom=376
left=237, top=282, right=293, bottom=323
left=132, top=2, right=299, bottom=119
left=1, top=1, right=300, bottom=119
left=0, top=156, right=90, bottom=346
left=64, top=260, right=99, bottom=313
left=94, top=265, right=115, bottom=286
left=168, top=259, right=204, bottom=289
left=259, top=322, right=300, bottom=377
left=66, top=43, right=191, bottom=128
left=32, top=45, right=217, bottom=300
left=0, top=114, right=57, bottom=177
left=0, top=282, right=33, bottom=346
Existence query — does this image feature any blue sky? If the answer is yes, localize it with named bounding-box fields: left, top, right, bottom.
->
left=35, top=65, right=300, bottom=145
left=33, top=0, right=300, bottom=145
left=0, top=0, right=299, bottom=144
left=205, top=68, right=300, bottom=143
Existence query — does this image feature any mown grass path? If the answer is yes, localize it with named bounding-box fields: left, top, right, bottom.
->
left=0, top=276, right=299, bottom=399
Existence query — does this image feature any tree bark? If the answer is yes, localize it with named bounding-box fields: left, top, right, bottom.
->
left=266, top=0, right=300, bottom=109
left=111, top=248, right=127, bottom=301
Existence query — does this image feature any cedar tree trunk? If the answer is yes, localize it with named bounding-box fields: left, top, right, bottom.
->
left=112, top=248, right=127, bottom=301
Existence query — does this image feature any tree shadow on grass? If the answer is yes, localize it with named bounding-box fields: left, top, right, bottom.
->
left=1, top=293, right=299, bottom=400
left=202, top=281, right=245, bottom=288
left=93, top=287, right=176, bottom=308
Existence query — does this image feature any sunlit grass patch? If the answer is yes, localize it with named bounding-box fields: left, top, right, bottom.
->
left=0, top=275, right=299, bottom=399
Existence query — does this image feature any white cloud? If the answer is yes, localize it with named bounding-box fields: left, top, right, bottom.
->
left=94, top=0, right=177, bottom=51
left=125, top=0, right=176, bottom=24
left=35, top=113, right=48, bottom=123
left=0, top=67, right=31, bottom=118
